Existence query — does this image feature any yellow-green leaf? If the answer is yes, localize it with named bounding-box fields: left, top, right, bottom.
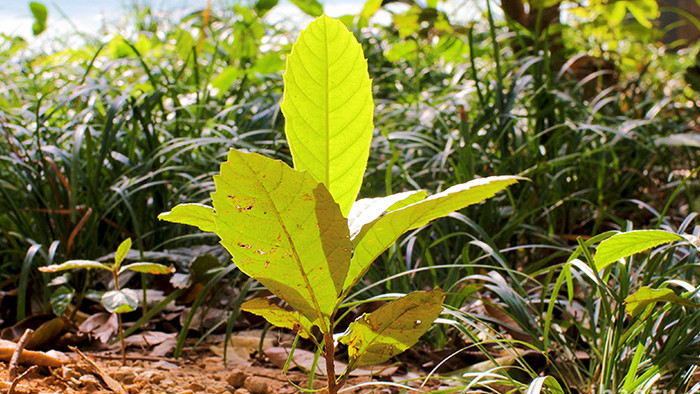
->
left=625, top=286, right=699, bottom=317
left=158, top=203, right=216, bottom=232
left=115, top=238, right=132, bottom=269
left=211, top=149, right=351, bottom=331
left=241, top=297, right=314, bottom=338
left=594, top=230, right=683, bottom=271
left=339, top=288, right=445, bottom=367
left=344, top=176, right=519, bottom=293
left=39, top=259, right=109, bottom=273
left=119, top=262, right=175, bottom=275
left=281, top=15, right=374, bottom=217
left=347, top=190, right=427, bottom=239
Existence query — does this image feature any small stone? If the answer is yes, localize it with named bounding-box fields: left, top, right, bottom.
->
left=233, top=389, right=250, bottom=394
left=225, top=370, right=246, bottom=388
left=78, top=374, right=100, bottom=391
left=187, top=382, right=206, bottom=392
left=243, top=377, right=268, bottom=394
left=179, top=390, right=195, bottom=394
left=110, top=368, right=137, bottom=385
left=153, top=360, right=179, bottom=370
left=143, top=370, right=167, bottom=384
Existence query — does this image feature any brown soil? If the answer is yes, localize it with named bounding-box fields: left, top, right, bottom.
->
left=0, top=345, right=447, bottom=394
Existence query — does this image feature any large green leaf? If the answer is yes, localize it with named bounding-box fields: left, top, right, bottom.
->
left=625, top=286, right=699, bottom=317
left=211, top=149, right=351, bottom=331
left=343, top=176, right=519, bottom=293
left=158, top=203, right=216, bottom=232
left=281, top=15, right=374, bottom=217
left=241, top=297, right=314, bottom=339
left=339, top=288, right=445, bottom=367
left=594, top=230, right=684, bottom=271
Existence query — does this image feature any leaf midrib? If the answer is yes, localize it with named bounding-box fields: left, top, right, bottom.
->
left=323, top=17, right=330, bottom=189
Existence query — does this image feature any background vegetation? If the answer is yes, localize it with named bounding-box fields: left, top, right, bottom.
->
left=1, top=0, right=699, bottom=392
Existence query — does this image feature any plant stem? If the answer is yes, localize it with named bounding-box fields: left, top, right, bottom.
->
left=324, top=332, right=337, bottom=394
left=118, top=313, right=126, bottom=366
left=113, top=270, right=126, bottom=366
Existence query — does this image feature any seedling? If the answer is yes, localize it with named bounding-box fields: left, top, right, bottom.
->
left=159, top=15, right=519, bottom=393
left=39, top=238, right=174, bottom=365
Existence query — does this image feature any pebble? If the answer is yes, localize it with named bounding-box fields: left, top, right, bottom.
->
left=233, top=389, right=250, bottom=394
left=188, top=382, right=206, bottom=391
left=179, top=390, right=195, bottom=394
left=225, top=370, right=246, bottom=388
left=78, top=374, right=100, bottom=391
left=243, top=377, right=268, bottom=394
left=110, top=368, right=137, bottom=385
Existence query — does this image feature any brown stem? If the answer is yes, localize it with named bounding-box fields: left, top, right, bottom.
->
left=118, top=314, right=126, bottom=366
left=324, top=332, right=337, bottom=394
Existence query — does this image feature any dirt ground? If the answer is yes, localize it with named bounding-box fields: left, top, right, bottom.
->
left=0, top=332, right=450, bottom=394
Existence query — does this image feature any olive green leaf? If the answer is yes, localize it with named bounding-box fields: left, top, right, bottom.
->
left=339, top=288, right=445, bottom=367
left=241, top=297, right=314, bottom=338
left=344, top=176, right=519, bottom=293
left=625, top=286, right=699, bottom=317
left=211, top=149, right=351, bottom=332
left=119, top=262, right=175, bottom=275
left=281, top=14, right=373, bottom=217
left=594, top=230, right=684, bottom=271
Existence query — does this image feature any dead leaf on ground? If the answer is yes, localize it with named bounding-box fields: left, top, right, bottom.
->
left=209, top=330, right=278, bottom=366
left=79, top=312, right=118, bottom=343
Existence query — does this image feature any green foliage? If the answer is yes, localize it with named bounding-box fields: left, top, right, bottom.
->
left=160, top=15, right=517, bottom=392
left=281, top=15, right=374, bottom=217
left=339, top=288, right=445, bottom=367
left=29, top=2, right=48, bottom=36
left=39, top=238, right=173, bottom=364
left=594, top=230, right=684, bottom=270
left=625, top=286, right=699, bottom=317
left=0, top=0, right=698, bottom=391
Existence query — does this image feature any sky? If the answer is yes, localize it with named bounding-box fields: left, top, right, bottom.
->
left=0, top=0, right=373, bottom=38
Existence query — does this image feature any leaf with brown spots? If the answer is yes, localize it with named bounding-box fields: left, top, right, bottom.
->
left=211, top=149, right=351, bottom=333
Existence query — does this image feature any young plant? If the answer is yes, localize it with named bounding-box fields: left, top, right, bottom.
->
left=39, top=238, right=174, bottom=365
left=159, top=15, right=519, bottom=393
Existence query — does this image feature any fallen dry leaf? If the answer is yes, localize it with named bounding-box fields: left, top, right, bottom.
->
left=79, top=312, right=118, bottom=343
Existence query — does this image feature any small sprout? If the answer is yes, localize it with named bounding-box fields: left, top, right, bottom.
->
left=38, top=238, right=174, bottom=366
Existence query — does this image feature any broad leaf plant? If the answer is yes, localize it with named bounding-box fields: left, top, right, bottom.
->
left=159, top=15, right=518, bottom=393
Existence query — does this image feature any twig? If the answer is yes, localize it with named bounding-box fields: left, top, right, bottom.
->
left=8, top=365, right=38, bottom=394
left=69, top=346, right=127, bottom=394
left=8, top=329, right=34, bottom=380
left=88, top=353, right=181, bottom=363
